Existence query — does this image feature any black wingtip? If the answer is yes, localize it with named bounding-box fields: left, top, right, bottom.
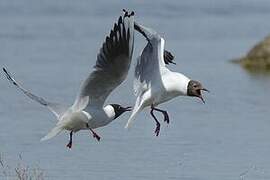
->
left=164, top=50, right=176, bottom=65
left=2, top=67, right=16, bottom=85
left=2, top=67, right=10, bottom=78
left=123, top=9, right=135, bottom=17
left=118, top=16, right=122, bottom=25
left=123, top=9, right=128, bottom=17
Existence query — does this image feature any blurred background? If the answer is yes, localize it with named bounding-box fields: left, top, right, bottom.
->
left=1, top=0, right=270, bottom=179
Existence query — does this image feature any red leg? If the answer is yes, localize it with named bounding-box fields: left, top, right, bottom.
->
left=87, top=124, right=101, bottom=141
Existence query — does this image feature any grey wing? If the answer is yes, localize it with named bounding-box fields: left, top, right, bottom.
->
left=134, top=44, right=158, bottom=96
left=2, top=68, right=68, bottom=118
left=133, top=23, right=170, bottom=96
left=134, top=22, right=176, bottom=65
left=74, top=12, right=135, bottom=108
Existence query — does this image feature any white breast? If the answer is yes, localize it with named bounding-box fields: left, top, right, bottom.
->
left=152, top=72, right=190, bottom=106
left=163, top=72, right=190, bottom=95
left=85, top=105, right=116, bottom=129
left=103, top=105, right=116, bottom=119
left=59, top=111, right=89, bottom=132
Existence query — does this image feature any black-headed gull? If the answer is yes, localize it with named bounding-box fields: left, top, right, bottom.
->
left=125, top=22, right=209, bottom=136
left=3, top=11, right=134, bottom=148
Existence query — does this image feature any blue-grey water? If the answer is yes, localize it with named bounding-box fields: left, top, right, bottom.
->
left=1, top=0, right=270, bottom=179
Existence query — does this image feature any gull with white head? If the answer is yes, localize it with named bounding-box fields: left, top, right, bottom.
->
left=3, top=10, right=134, bottom=148
left=125, top=22, right=209, bottom=136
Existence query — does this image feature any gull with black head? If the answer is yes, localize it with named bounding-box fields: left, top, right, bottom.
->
left=125, top=21, right=209, bottom=136
left=3, top=10, right=134, bottom=148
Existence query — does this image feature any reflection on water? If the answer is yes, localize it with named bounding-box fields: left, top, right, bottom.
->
left=231, top=59, right=270, bottom=75
left=1, top=0, right=270, bottom=180
left=243, top=67, right=270, bottom=75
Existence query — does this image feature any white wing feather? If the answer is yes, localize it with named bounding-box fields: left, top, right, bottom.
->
left=40, top=125, right=63, bottom=141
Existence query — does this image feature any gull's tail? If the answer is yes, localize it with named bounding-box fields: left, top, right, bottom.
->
left=40, top=125, right=63, bottom=141
left=125, top=96, right=143, bottom=129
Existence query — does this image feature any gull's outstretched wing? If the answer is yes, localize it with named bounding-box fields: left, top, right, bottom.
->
left=2, top=68, right=68, bottom=119
left=134, top=22, right=175, bottom=65
left=73, top=11, right=135, bottom=109
left=133, top=22, right=169, bottom=96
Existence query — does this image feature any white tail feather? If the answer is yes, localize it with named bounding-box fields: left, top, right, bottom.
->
left=125, top=97, right=144, bottom=129
left=125, top=107, right=142, bottom=129
left=40, top=125, right=63, bottom=141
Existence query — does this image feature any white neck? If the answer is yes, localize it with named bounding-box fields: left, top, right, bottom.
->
left=103, top=105, right=116, bottom=120
left=166, top=72, right=190, bottom=96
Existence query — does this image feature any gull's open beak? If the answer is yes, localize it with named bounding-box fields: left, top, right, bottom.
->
left=198, top=87, right=209, bottom=104
left=201, top=88, right=210, bottom=93
left=199, top=95, right=205, bottom=104
left=124, top=106, right=132, bottom=111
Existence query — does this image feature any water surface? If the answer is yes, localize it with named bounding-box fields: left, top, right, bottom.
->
left=1, top=0, right=270, bottom=179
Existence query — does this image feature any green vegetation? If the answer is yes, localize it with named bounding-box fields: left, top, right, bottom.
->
left=233, top=35, right=270, bottom=71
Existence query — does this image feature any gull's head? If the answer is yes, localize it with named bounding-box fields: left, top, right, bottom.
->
left=110, top=104, right=132, bottom=119
left=187, top=80, right=209, bottom=103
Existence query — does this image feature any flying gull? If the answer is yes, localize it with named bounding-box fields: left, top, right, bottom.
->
left=125, top=22, right=209, bottom=136
left=3, top=10, right=135, bottom=148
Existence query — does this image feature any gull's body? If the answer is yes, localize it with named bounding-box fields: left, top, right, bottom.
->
left=125, top=22, right=208, bottom=136
left=3, top=11, right=134, bottom=148
left=53, top=105, right=115, bottom=133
